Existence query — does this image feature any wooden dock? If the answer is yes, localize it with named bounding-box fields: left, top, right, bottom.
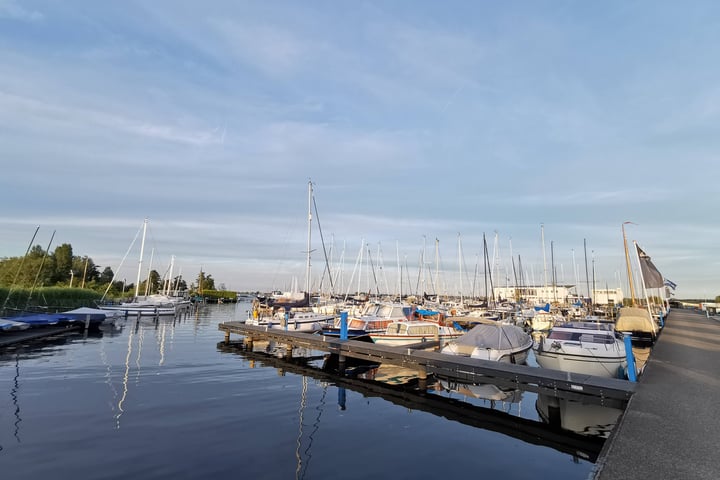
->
left=218, top=321, right=635, bottom=408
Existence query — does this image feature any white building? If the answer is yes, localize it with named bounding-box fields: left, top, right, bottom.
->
left=591, top=288, right=624, bottom=306
left=492, top=285, right=624, bottom=306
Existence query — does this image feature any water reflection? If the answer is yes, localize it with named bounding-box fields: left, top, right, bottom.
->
left=217, top=341, right=614, bottom=463
left=536, top=394, right=623, bottom=439
left=294, top=376, right=327, bottom=480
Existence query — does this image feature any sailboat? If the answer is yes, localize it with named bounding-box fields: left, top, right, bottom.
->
left=614, top=223, right=658, bottom=345
left=247, top=181, right=335, bottom=332
left=99, top=219, right=180, bottom=317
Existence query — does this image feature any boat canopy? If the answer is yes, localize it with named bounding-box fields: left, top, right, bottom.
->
left=453, top=323, right=530, bottom=350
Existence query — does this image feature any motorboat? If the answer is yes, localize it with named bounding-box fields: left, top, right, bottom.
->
left=441, top=323, right=533, bottom=364
left=369, top=320, right=465, bottom=347
left=321, top=302, right=413, bottom=337
left=534, top=321, right=628, bottom=378
left=246, top=307, right=334, bottom=333
left=0, top=318, right=32, bottom=331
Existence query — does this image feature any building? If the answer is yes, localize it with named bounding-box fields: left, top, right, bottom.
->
left=492, top=285, right=624, bottom=306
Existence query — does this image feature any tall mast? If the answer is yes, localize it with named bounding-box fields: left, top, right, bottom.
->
left=306, top=180, right=313, bottom=296
left=541, top=223, right=548, bottom=289
left=622, top=221, right=637, bottom=306
left=135, top=218, right=148, bottom=298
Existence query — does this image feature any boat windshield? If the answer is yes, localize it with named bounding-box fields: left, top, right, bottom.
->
left=547, top=330, right=616, bottom=344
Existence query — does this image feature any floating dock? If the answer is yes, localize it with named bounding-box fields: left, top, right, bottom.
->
left=218, top=321, right=635, bottom=408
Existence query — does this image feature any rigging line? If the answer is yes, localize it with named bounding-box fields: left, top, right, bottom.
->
left=25, top=230, right=56, bottom=311
left=312, top=194, right=334, bottom=294
left=2, top=225, right=40, bottom=312
left=366, top=245, right=381, bottom=297
left=101, top=223, right=143, bottom=302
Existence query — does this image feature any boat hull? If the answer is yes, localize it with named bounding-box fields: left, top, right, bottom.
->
left=535, top=350, right=627, bottom=378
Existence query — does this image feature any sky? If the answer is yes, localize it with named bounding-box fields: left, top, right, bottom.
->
left=0, top=1, right=718, bottom=300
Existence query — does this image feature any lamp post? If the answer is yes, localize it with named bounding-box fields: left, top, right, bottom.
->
left=69, top=270, right=74, bottom=288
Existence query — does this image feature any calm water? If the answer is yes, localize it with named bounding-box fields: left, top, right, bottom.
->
left=0, top=302, right=618, bottom=479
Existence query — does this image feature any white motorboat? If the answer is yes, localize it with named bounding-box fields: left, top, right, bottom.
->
left=369, top=320, right=465, bottom=347
left=534, top=321, right=628, bottom=378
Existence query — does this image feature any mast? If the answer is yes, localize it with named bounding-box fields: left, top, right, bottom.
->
left=550, top=240, right=557, bottom=303
left=622, top=221, right=637, bottom=306
left=457, top=233, right=463, bottom=307
left=306, top=180, right=313, bottom=296
left=541, top=223, right=548, bottom=288
left=134, top=218, right=148, bottom=298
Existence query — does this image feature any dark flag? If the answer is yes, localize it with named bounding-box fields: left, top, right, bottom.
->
left=664, top=279, right=677, bottom=290
left=636, top=243, right=664, bottom=288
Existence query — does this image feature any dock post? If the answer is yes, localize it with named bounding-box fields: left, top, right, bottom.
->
left=283, top=307, right=289, bottom=331
left=624, top=334, right=637, bottom=382
left=659, top=313, right=665, bottom=328
left=338, top=311, right=348, bottom=374
left=85, top=314, right=91, bottom=330
left=224, top=330, right=230, bottom=343
left=243, top=336, right=254, bottom=349
left=340, top=311, right=348, bottom=340
left=417, top=365, right=428, bottom=390
left=337, top=387, right=346, bottom=411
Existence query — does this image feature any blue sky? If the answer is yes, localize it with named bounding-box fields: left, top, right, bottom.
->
left=1, top=1, right=717, bottom=299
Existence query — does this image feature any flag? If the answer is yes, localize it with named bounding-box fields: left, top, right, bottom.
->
left=664, top=278, right=677, bottom=290
left=635, top=243, right=664, bottom=288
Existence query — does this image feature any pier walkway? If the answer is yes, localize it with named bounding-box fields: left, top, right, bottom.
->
left=594, top=308, right=720, bottom=479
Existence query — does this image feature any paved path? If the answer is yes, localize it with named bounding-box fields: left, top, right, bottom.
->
left=593, top=309, right=720, bottom=479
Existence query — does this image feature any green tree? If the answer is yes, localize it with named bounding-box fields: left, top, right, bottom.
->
left=54, top=243, right=73, bottom=283
left=196, top=271, right=215, bottom=292
left=99, top=267, right=115, bottom=285
left=138, top=269, right=162, bottom=295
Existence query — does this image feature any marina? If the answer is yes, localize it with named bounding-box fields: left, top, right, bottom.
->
left=1, top=301, right=718, bottom=479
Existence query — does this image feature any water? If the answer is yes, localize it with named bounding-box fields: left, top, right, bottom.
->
left=0, top=302, right=617, bottom=479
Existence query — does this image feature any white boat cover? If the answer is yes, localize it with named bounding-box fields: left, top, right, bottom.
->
left=450, top=323, right=530, bottom=356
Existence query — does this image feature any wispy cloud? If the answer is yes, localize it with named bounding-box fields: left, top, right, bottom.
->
left=0, top=0, right=42, bottom=22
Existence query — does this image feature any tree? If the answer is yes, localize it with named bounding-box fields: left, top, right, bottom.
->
left=54, top=243, right=73, bottom=283
left=138, top=269, right=162, bottom=295
left=99, top=267, right=115, bottom=285
left=196, top=271, right=215, bottom=292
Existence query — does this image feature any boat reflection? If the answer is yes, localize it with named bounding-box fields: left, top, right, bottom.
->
left=437, top=377, right=523, bottom=404
left=217, top=341, right=617, bottom=463
left=536, top=394, right=623, bottom=439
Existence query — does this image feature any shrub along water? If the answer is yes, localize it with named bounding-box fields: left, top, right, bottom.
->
left=0, top=287, right=104, bottom=316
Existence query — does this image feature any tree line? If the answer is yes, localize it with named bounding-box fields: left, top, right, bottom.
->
left=0, top=243, right=217, bottom=297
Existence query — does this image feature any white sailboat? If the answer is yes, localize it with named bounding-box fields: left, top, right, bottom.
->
left=615, top=223, right=658, bottom=345
left=100, top=219, right=181, bottom=317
